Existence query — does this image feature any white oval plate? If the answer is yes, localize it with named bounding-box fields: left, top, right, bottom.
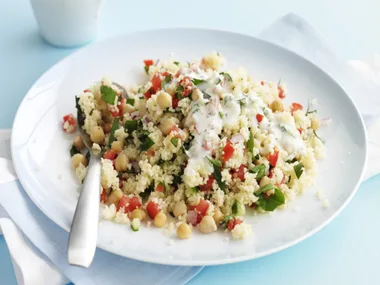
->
left=11, top=29, right=367, bottom=266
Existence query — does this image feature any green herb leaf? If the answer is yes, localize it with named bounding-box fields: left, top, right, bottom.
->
left=215, top=78, right=221, bottom=85
left=108, top=118, right=120, bottom=146
left=70, top=145, right=80, bottom=157
left=219, top=112, right=224, bottom=119
left=255, top=183, right=274, bottom=195
left=126, top=98, right=135, bottom=106
left=173, top=174, right=182, bottom=185
left=190, top=186, right=199, bottom=193
left=220, top=72, right=232, bottom=82
left=171, top=137, right=179, bottom=147
left=294, top=163, right=304, bottom=179
left=220, top=215, right=233, bottom=228
left=231, top=200, right=245, bottom=216
left=247, top=131, right=254, bottom=157
left=286, top=157, right=298, bottom=164
left=250, top=164, right=266, bottom=180
left=161, top=75, right=172, bottom=89
left=192, top=78, right=206, bottom=85
left=125, top=120, right=138, bottom=134
left=144, top=65, right=149, bottom=74
left=75, top=96, right=85, bottom=127
left=174, top=61, right=179, bottom=65
left=207, top=157, right=222, bottom=168
left=207, top=157, right=225, bottom=191
left=100, top=85, right=117, bottom=104
left=254, top=154, right=260, bottom=160
left=140, top=135, right=154, bottom=151
left=257, top=188, right=285, bottom=211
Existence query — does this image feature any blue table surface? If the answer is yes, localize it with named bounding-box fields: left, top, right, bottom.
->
left=1, top=1, right=380, bottom=284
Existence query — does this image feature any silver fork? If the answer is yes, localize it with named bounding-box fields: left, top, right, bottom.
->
left=68, top=82, right=127, bottom=267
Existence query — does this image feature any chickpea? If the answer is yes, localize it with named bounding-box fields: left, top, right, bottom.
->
left=270, top=99, right=284, bottom=112
left=156, top=91, right=172, bottom=109
left=115, top=153, right=129, bottom=172
left=213, top=209, right=224, bottom=225
left=259, top=176, right=272, bottom=188
left=90, top=126, right=105, bottom=144
left=173, top=201, right=187, bottom=217
left=123, top=103, right=135, bottom=114
left=160, top=117, right=177, bottom=135
left=108, top=189, right=123, bottom=206
left=132, top=208, right=146, bottom=221
left=103, top=123, right=112, bottom=134
left=198, top=215, right=217, bottom=234
left=191, top=88, right=203, bottom=101
left=154, top=211, right=167, bottom=228
left=139, top=99, right=147, bottom=116
left=73, top=135, right=85, bottom=150
left=71, top=153, right=88, bottom=169
left=111, top=141, right=124, bottom=152
left=176, top=223, right=192, bottom=239
left=311, top=118, right=320, bottom=131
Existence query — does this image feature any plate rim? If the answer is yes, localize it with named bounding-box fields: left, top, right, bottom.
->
left=11, top=27, right=368, bottom=266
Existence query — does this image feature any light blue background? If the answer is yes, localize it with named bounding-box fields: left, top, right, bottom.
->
left=1, top=0, right=379, bottom=284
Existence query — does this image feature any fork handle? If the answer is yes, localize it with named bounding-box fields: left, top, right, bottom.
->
left=68, top=156, right=101, bottom=267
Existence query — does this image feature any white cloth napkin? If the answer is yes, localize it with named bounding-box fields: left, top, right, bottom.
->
left=1, top=13, right=380, bottom=285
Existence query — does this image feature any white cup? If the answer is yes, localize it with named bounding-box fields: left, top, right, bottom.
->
left=30, top=0, right=104, bottom=47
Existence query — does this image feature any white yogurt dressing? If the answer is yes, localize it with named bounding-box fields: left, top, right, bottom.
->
left=182, top=69, right=306, bottom=182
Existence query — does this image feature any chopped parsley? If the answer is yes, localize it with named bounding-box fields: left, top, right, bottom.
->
left=108, top=118, right=120, bottom=146
left=100, top=85, right=117, bottom=104
left=250, top=164, right=266, bottom=180
left=124, top=120, right=138, bottom=134
left=171, top=137, right=179, bottom=147
left=247, top=131, right=254, bottom=158
left=220, top=72, right=232, bottom=81
left=255, top=183, right=274, bottom=195
left=207, top=157, right=225, bottom=191
left=173, top=61, right=179, bottom=65
left=192, top=78, right=206, bottom=85
left=294, top=163, right=304, bottom=179
left=257, top=188, right=285, bottom=211
left=161, top=75, right=172, bottom=89
left=75, top=96, right=85, bottom=127
left=126, top=98, right=135, bottom=106
left=139, top=133, right=154, bottom=151
left=144, top=65, right=149, bottom=74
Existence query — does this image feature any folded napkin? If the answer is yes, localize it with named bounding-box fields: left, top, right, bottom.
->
left=1, top=13, right=380, bottom=285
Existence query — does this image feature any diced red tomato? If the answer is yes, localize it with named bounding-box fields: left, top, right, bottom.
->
left=227, top=218, right=243, bottom=230
left=144, top=88, right=153, bottom=99
left=117, top=97, right=125, bottom=116
left=189, top=199, right=209, bottom=218
left=256, top=113, right=264, bottom=123
left=155, top=184, right=165, bottom=193
left=278, top=173, right=286, bottom=186
left=110, top=107, right=120, bottom=117
left=263, top=192, right=271, bottom=199
left=143, top=59, right=154, bottom=66
left=172, top=96, right=179, bottom=108
left=290, top=103, right=303, bottom=114
left=200, top=176, right=214, bottom=192
left=103, top=149, right=118, bottom=160
left=169, top=125, right=181, bottom=138
left=234, top=164, right=246, bottom=181
left=151, top=73, right=162, bottom=93
left=117, top=195, right=142, bottom=213
left=62, top=114, right=77, bottom=133
left=146, top=201, right=160, bottom=219
left=278, top=86, right=286, bottom=99
left=260, top=81, right=265, bottom=86
left=298, top=128, right=303, bottom=134
left=84, top=89, right=91, bottom=93
left=222, top=141, right=235, bottom=163
left=179, top=77, right=193, bottom=97
left=100, top=189, right=108, bottom=203
left=267, top=150, right=279, bottom=167
left=175, top=70, right=181, bottom=78
left=249, top=203, right=257, bottom=209
left=268, top=168, right=274, bottom=178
